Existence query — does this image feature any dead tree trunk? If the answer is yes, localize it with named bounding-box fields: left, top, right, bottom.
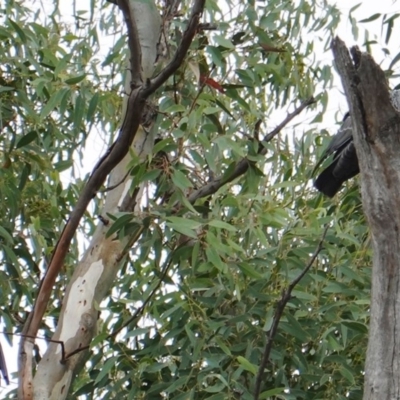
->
left=332, top=37, right=400, bottom=399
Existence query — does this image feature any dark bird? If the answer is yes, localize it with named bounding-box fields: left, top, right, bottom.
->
left=314, top=90, right=400, bottom=197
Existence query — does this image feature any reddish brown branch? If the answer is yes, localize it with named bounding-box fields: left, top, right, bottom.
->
left=253, top=225, right=329, bottom=400
left=18, top=0, right=206, bottom=397
left=144, top=0, right=206, bottom=96
left=117, top=0, right=143, bottom=86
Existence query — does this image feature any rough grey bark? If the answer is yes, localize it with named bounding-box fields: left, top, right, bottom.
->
left=332, top=37, right=400, bottom=400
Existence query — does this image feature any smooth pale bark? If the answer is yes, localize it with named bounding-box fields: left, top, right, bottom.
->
left=332, top=38, right=400, bottom=400
left=32, top=1, right=161, bottom=398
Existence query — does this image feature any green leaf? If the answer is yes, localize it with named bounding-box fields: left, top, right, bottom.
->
left=166, top=216, right=201, bottom=238
left=206, top=246, right=226, bottom=272
left=0, top=226, right=13, bottom=244
left=40, top=88, right=69, bottom=120
left=94, top=357, right=117, bottom=384
left=171, top=169, right=192, bottom=190
left=341, top=320, right=368, bottom=333
left=86, top=93, right=99, bottom=123
left=208, top=219, right=237, bottom=232
left=2, top=245, right=19, bottom=266
left=237, top=262, right=263, bottom=279
left=165, top=376, right=188, bottom=393
left=0, top=86, right=14, bottom=93
left=54, top=159, right=73, bottom=172
left=214, top=337, right=232, bottom=356
left=259, top=387, right=286, bottom=399
left=339, top=366, right=355, bottom=384
left=16, top=131, right=38, bottom=148
left=359, top=13, right=381, bottom=23
left=73, top=94, right=85, bottom=131
left=389, top=51, right=400, bottom=70
left=65, top=74, right=87, bottom=85
left=9, top=19, right=27, bottom=43
left=213, top=35, right=234, bottom=49
left=106, top=213, right=134, bottom=238
left=237, top=356, right=257, bottom=375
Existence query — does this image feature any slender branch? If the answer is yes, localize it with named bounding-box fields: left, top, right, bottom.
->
left=107, top=241, right=179, bottom=339
left=18, top=1, right=145, bottom=396
left=100, top=170, right=130, bottom=193
left=187, top=97, right=315, bottom=203
left=144, top=0, right=206, bottom=96
left=5, top=332, right=67, bottom=364
left=59, top=218, right=194, bottom=360
left=18, top=1, right=206, bottom=397
left=0, top=342, right=9, bottom=385
left=260, top=97, right=315, bottom=152
left=253, top=224, right=329, bottom=400
left=117, top=0, right=143, bottom=85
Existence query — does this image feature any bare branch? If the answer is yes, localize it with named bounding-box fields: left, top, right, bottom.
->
left=144, top=0, right=206, bottom=96
left=18, top=1, right=146, bottom=395
left=6, top=332, right=67, bottom=364
left=0, top=342, right=9, bottom=385
left=107, top=242, right=179, bottom=339
left=198, top=23, right=217, bottom=31
left=260, top=96, right=315, bottom=151
left=187, top=97, right=315, bottom=203
left=117, top=0, right=143, bottom=85
left=253, top=225, right=329, bottom=400
left=100, top=170, right=130, bottom=193
left=19, top=89, right=146, bottom=393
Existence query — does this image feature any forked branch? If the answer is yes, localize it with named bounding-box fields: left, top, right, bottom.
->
left=253, top=225, right=329, bottom=400
left=187, top=97, right=315, bottom=203
left=18, top=0, right=205, bottom=398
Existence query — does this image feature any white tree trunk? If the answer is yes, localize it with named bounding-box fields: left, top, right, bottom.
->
left=32, top=1, right=161, bottom=398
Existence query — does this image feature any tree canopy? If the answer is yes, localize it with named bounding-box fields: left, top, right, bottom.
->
left=1, top=0, right=400, bottom=399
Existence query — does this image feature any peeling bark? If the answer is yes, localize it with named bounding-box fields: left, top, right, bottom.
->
left=332, top=37, right=400, bottom=400
left=26, top=0, right=207, bottom=396
left=30, top=1, right=161, bottom=398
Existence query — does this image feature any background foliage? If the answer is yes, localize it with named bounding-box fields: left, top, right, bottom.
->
left=1, top=0, right=399, bottom=398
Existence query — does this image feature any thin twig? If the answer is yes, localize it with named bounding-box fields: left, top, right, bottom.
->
left=5, top=332, right=67, bottom=364
left=100, top=170, right=130, bottom=193
left=253, top=224, right=329, bottom=400
left=260, top=97, right=315, bottom=153
left=187, top=97, right=315, bottom=204
left=19, top=1, right=206, bottom=393
left=107, top=244, right=179, bottom=339
left=144, top=0, right=206, bottom=96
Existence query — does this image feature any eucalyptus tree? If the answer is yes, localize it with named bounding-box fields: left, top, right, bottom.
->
left=0, top=0, right=398, bottom=399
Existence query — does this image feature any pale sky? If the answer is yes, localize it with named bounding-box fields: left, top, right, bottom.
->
left=329, top=0, right=400, bottom=112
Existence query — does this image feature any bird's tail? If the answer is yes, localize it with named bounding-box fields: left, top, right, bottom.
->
left=314, top=163, right=344, bottom=197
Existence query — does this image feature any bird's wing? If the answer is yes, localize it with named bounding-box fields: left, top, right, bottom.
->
left=312, top=113, right=353, bottom=175
left=323, top=113, right=352, bottom=156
